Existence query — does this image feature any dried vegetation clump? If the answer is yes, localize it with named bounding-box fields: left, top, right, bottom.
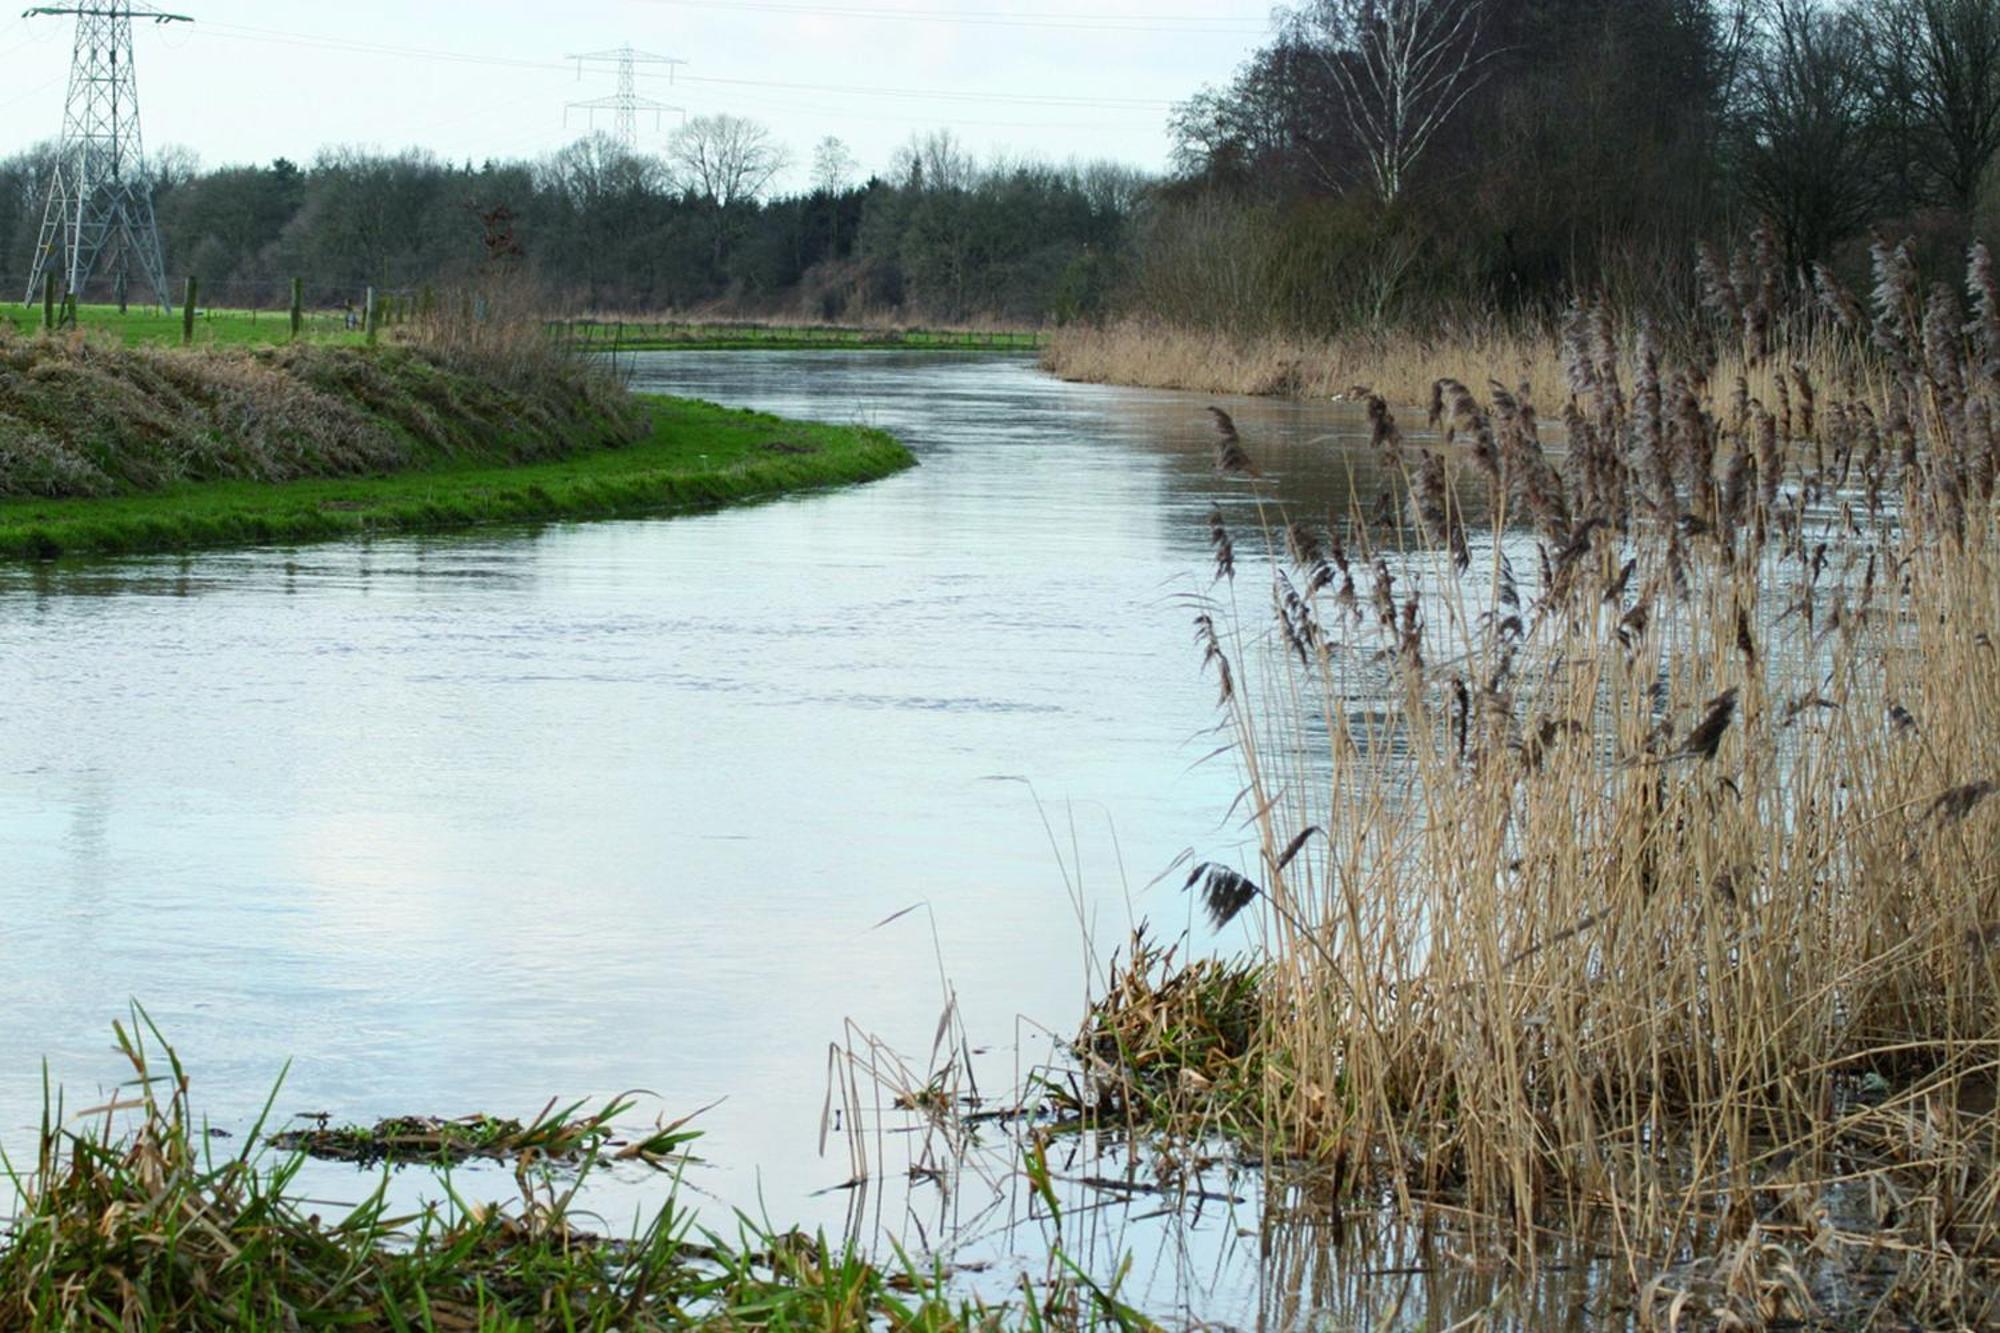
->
left=1070, top=930, right=1266, bottom=1137
left=1138, top=236, right=2000, bottom=1328
left=0, top=301, right=643, bottom=500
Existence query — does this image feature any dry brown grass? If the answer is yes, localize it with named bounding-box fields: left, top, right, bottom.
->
left=1042, top=315, right=1859, bottom=419
left=1041, top=317, right=1566, bottom=406
left=0, top=294, right=642, bottom=500
left=1173, top=243, right=2000, bottom=1327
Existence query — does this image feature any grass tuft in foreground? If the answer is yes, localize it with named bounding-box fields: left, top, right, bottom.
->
left=0, top=1012, right=1021, bottom=1331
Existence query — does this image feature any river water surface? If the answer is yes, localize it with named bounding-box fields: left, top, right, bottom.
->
left=2, top=353, right=1439, bottom=1323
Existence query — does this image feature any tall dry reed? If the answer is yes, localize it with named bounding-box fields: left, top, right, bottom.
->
left=1192, top=242, right=2000, bottom=1327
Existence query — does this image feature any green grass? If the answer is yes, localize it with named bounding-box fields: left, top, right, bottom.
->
left=0, top=304, right=1045, bottom=354
left=0, top=395, right=915, bottom=559
left=2, top=300, right=366, bottom=347
left=0, top=1011, right=1032, bottom=1331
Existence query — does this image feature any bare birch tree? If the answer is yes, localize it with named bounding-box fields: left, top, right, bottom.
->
left=665, top=114, right=788, bottom=210
left=1291, top=0, right=1493, bottom=203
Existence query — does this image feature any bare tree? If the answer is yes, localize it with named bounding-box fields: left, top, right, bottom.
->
left=1290, top=0, right=1494, bottom=203
left=664, top=114, right=788, bottom=209
left=1732, top=0, right=1882, bottom=265
left=889, top=129, right=975, bottom=193
left=1869, top=0, right=2000, bottom=209
left=810, top=135, right=857, bottom=195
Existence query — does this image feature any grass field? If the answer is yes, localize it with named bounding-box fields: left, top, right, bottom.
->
left=1, top=300, right=367, bottom=347
left=0, top=395, right=914, bottom=559
left=3, top=302, right=1047, bottom=354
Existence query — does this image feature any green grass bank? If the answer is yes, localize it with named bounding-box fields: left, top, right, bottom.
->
left=0, top=395, right=912, bottom=560
left=2, top=300, right=365, bottom=347
left=0, top=317, right=914, bottom=559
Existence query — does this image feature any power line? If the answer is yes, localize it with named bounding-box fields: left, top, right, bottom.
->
left=565, top=46, right=685, bottom=150
left=639, top=0, right=1270, bottom=35
left=187, top=21, right=1180, bottom=112
left=672, top=72, right=1172, bottom=110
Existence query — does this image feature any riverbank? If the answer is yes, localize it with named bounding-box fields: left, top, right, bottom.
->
left=1039, top=318, right=1564, bottom=407
left=0, top=395, right=913, bottom=559
left=0, top=325, right=914, bottom=557
left=1040, top=318, right=1849, bottom=418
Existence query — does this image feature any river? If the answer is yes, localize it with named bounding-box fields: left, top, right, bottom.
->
left=1, top=352, right=1433, bottom=1323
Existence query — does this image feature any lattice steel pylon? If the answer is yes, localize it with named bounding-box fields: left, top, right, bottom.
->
left=565, top=46, right=683, bottom=152
left=22, top=3, right=191, bottom=314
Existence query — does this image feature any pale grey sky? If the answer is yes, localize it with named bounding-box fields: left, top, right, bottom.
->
left=0, top=1, right=1278, bottom=188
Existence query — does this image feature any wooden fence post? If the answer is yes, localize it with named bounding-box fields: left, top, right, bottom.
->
left=181, top=277, right=197, bottom=346
left=364, top=286, right=378, bottom=346
left=289, top=277, right=303, bottom=340
left=43, top=272, right=55, bottom=331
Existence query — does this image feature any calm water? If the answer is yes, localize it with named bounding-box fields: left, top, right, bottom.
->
left=0, top=353, right=1437, bottom=1322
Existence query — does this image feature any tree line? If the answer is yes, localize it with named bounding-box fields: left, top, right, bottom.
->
left=0, top=119, right=1143, bottom=325
left=1146, top=0, right=2000, bottom=333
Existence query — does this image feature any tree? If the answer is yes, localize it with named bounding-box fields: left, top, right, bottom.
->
left=1869, top=0, right=2000, bottom=209
left=1289, top=0, right=1495, bottom=203
left=810, top=136, right=856, bottom=195
left=1731, top=0, right=1883, bottom=266
left=888, top=130, right=974, bottom=194
left=665, top=114, right=788, bottom=209
left=533, top=135, right=664, bottom=304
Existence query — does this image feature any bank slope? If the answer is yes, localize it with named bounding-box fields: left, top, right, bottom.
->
left=0, top=396, right=915, bottom=559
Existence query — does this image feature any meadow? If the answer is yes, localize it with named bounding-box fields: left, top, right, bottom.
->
left=0, top=300, right=366, bottom=348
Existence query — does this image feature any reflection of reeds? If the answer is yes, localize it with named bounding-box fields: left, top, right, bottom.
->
left=1179, top=243, right=2000, bottom=1327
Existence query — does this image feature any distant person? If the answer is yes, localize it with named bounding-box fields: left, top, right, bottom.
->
left=342, top=300, right=358, bottom=331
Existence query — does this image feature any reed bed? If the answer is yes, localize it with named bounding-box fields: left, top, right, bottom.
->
left=1041, top=317, right=1567, bottom=407
left=1170, top=242, right=2000, bottom=1328
left=1045, top=238, right=1864, bottom=412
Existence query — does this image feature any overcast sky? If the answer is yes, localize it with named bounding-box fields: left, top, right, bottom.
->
left=0, top=1, right=1277, bottom=188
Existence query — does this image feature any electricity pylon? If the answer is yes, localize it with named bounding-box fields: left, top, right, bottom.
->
left=565, top=46, right=683, bottom=152
left=23, top=3, right=190, bottom=314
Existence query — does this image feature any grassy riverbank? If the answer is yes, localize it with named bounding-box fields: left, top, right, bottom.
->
left=0, top=314, right=914, bottom=558
left=0, top=396, right=912, bottom=559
